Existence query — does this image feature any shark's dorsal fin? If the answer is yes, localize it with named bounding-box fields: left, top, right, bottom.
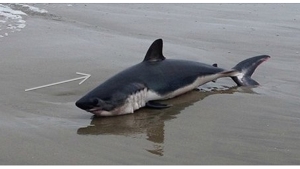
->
left=143, top=39, right=166, bottom=62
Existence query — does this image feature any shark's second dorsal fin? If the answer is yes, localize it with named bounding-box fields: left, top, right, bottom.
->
left=143, top=39, right=166, bottom=62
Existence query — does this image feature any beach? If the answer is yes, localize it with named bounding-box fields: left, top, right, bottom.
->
left=1, top=3, right=300, bottom=164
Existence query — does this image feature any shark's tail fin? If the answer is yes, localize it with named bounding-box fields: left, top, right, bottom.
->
left=230, top=55, right=270, bottom=86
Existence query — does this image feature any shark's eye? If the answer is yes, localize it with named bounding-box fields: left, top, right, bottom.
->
left=90, top=98, right=100, bottom=106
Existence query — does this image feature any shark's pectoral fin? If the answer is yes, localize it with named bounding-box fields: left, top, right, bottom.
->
left=146, top=101, right=171, bottom=109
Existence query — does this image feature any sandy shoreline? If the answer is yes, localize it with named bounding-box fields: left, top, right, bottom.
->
left=1, top=3, right=300, bottom=164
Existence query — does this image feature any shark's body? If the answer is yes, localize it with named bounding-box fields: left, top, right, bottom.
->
left=76, top=39, right=270, bottom=116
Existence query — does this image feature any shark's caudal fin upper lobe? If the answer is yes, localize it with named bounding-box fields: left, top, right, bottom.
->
left=230, top=55, right=270, bottom=86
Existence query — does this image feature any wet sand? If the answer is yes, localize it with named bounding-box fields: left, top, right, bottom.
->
left=1, top=4, right=300, bottom=164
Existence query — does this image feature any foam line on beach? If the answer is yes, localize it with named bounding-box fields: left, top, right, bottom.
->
left=0, top=4, right=48, bottom=38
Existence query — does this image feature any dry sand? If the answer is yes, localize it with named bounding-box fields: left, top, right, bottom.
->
left=1, top=3, right=300, bottom=164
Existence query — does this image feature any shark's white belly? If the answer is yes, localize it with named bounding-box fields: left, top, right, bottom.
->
left=161, top=74, right=222, bottom=99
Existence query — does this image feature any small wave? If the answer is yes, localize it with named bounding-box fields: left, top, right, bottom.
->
left=18, top=4, right=48, bottom=14
left=0, top=4, right=48, bottom=38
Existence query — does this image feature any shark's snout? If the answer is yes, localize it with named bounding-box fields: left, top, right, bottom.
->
left=75, top=100, right=90, bottom=110
left=75, top=98, right=98, bottom=111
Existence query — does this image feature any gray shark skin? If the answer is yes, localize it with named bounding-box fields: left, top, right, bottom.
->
left=75, top=39, right=270, bottom=116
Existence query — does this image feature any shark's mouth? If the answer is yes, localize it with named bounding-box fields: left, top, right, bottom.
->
left=87, top=107, right=115, bottom=116
left=88, top=107, right=102, bottom=113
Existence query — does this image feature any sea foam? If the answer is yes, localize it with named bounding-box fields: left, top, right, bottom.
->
left=0, top=4, right=48, bottom=38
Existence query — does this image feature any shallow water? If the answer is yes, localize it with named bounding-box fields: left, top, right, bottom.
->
left=1, top=3, right=300, bottom=164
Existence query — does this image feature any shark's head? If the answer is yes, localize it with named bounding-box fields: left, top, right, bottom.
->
left=75, top=88, right=149, bottom=116
left=75, top=92, right=127, bottom=116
